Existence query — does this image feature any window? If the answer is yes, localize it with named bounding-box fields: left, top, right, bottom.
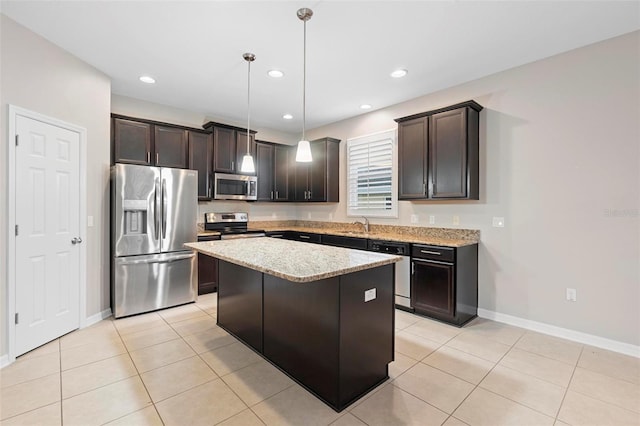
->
left=347, top=129, right=397, bottom=218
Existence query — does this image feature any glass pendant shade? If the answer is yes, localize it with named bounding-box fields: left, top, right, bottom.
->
left=295, top=140, right=312, bottom=162
left=240, top=154, right=255, bottom=173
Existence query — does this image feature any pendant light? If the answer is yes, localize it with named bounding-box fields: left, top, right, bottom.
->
left=240, top=52, right=256, bottom=173
left=295, top=7, right=313, bottom=162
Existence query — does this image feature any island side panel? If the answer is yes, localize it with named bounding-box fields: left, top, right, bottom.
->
left=218, top=260, right=263, bottom=353
left=263, top=275, right=341, bottom=408
left=338, top=264, right=395, bottom=408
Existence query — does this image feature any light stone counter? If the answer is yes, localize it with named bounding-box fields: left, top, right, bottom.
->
left=185, top=237, right=401, bottom=283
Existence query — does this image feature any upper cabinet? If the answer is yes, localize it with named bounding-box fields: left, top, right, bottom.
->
left=112, top=115, right=190, bottom=169
left=154, top=125, right=188, bottom=168
left=256, top=141, right=291, bottom=201
left=112, top=118, right=152, bottom=165
left=396, top=100, right=482, bottom=200
left=188, top=131, right=213, bottom=200
left=292, top=137, right=340, bottom=202
left=204, top=122, right=256, bottom=175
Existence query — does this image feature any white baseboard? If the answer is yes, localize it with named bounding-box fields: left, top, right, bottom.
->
left=0, top=354, right=9, bottom=368
left=478, top=308, right=640, bottom=358
left=84, top=308, right=112, bottom=327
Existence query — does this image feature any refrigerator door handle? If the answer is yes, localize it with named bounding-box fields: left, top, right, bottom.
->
left=117, top=252, right=196, bottom=265
left=154, top=178, right=160, bottom=240
left=162, top=178, right=167, bottom=239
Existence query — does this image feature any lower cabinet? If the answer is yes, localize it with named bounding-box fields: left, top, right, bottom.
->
left=411, top=243, right=478, bottom=326
left=197, top=235, right=220, bottom=294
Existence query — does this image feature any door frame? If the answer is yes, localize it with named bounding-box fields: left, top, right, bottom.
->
left=7, top=105, right=88, bottom=363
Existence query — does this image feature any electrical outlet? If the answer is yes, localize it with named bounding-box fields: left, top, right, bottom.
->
left=429, top=215, right=435, bottom=225
left=492, top=217, right=505, bottom=227
left=364, top=288, right=376, bottom=302
left=410, top=214, right=419, bottom=224
left=453, top=215, right=460, bottom=225
left=329, top=213, right=333, bottom=220
left=307, top=212, right=311, bottom=219
left=566, top=288, right=577, bottom=302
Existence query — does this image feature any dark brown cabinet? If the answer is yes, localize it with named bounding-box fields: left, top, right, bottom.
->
left=154, top=125, right=188, bottom=168
left=112, top=115, right=195, bottom=170
left=292, top=137, right=340, bottom=202
left=411, top=243, right=478, bottom=326
left=396, top=100, right=482, bottom=200
left=197, top=234, right=220, bottom=294
left=205, top=123, right=256, bottom=175
left=113, top=118, right=152, bottom=165
left=256, top=141, right=291, bottom=201
left=188, top=131, right=213, bottom=200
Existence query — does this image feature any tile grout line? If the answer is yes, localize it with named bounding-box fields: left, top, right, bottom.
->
left=112, top=315, right=166, bottom=426
left=553, top=344, right=583, bottom=423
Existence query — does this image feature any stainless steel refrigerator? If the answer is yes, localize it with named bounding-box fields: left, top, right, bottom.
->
left=111, top=163, right=198, bottom=318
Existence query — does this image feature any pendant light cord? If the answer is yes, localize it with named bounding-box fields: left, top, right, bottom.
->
left=247, top=58, right=251, bottom=154
left=302, top=17, right=306, bottom=142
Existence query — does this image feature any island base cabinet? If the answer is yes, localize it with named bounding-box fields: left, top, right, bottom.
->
left=263, top=264, right=394, bottom=411
left=217, top=261, right=263, bottom=353
left=217, top=260, right=395, bottom=412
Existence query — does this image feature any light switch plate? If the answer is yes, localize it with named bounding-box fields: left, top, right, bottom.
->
left=364, top=288, right=376, bottom=302
left=87, top=216, right=94, bottom=227
left=453, top=215, right=460, bottom=225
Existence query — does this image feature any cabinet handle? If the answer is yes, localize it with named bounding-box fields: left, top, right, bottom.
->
left=423, top=182, right=426, bottom=195
left=420, top=250, right=442, bottom=255
left=300, top=235, right=310, bottom=239
left=156, top=153, right=159, bottom=164
left=275, top=190, right=279, bottom=199
left=232, top=161, right=235, bottom=170
left=271, top=191, right=274, bottom=200
left=147, top=152, right=150, bottom=163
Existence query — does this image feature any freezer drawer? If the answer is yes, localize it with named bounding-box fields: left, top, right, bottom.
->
left=113, top=251, right=196, bottom=318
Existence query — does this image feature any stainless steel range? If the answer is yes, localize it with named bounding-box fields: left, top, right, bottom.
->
left=204, top=212, right=265, bottom=239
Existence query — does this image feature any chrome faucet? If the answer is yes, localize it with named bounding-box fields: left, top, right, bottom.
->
left=353, top=216, right=370, bottom=233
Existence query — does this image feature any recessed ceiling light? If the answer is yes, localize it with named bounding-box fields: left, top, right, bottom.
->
left=360, top=104, right=372, bottom=110
left=268, top=70, right=285, bottom=78
left=139, top=75, right=156, bottom=84
left=283, top=114, right=293, bottom=120
left=390, top=69, right=408, bottom=78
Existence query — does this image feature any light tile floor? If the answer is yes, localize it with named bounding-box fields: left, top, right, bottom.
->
left=2, top=293, right=639, bottom=425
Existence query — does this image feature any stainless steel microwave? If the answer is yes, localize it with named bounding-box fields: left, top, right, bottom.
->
left=214, top=173, right=257, bottom=201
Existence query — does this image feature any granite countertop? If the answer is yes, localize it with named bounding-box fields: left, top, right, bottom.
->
left=250, top=225, right=478, bottom=248
left=185, top=238, right=401, bottom=283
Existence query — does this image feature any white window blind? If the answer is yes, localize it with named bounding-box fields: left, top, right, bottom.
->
left=347, top=129, right=397, bottom=218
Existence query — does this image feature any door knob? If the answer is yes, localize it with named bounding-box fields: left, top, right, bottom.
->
left=71, top=238, right=78, bottom=245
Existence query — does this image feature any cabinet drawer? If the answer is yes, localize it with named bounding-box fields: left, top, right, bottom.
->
left=296, top=233, right=322, bottom=243
left=411, top=244, right=454, bottom=262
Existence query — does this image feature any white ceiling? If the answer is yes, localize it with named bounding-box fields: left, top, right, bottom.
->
left=2, top=1, right=639, bottom=137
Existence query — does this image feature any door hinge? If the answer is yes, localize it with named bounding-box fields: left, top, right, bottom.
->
left=15, top=134, right=19, bottom=146
left=15, top=313, right=19, bottom=324
left=15, top=224, right=18, bottom=236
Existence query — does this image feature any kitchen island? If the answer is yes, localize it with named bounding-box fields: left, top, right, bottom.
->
left=185, top=237, right=400, bottom=411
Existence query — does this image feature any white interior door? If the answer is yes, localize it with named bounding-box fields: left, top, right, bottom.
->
left=14, top=115, right=81, bottom=356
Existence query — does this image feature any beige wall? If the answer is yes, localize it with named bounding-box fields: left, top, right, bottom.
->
left=303, top=31, right=640, bottom=346
left=0, top=15, right=112, bottom=358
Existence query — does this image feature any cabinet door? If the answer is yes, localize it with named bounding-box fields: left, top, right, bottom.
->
left=273, top=145, right=290, bottom=201
left=235, top=131, right=256, bottom=175
left=398, top=117, right=428, bottom=199
left=308, top=140, right=327, bottom=201
left=213, top=127, right=236, bottom=173
left=294, top=162, right=310, bottom=201
left=113, top=118, right=152, bottom=165
left=198, top=254, right=218, bottom=295
left=188, top=131, right=213, bottom=200
left=154, top=126, right=188, bottom=168
left=429, top=108, right=467, bottom=198
left=411, top=259, right=455, bottom=320
left=256, top=142, right=274, bottom=201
